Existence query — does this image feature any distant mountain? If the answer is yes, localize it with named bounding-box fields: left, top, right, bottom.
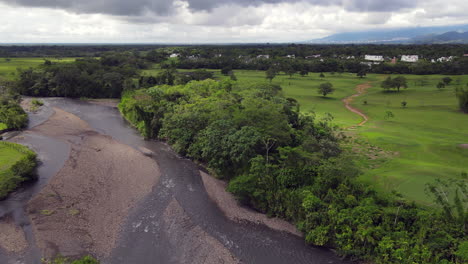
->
left=413, top=31, right=468, bottom=44
left=307, top=24, right=468, bottom=44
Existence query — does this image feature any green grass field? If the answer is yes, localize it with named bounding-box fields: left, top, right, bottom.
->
left=0, top=143, right=25, bottom=171
left=0, top=57, right=76, bottom=80
left=352, top=74, right=468, bottom=204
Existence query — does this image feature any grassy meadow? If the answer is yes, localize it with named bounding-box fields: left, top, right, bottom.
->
left=353, top=74, right=468, bottom=203
left=0, top=57, right=76, bottom=80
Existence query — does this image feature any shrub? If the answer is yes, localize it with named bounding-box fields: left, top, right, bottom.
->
left=0, top=142, right=37, bottom=199
left=31, top=99, right=44, bottom=106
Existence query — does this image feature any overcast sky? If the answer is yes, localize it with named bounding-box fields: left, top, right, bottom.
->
left=0, top=0, right=467, bottom=43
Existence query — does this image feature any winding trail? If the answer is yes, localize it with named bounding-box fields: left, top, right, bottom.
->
left=342, top=82, right=372, bottom=129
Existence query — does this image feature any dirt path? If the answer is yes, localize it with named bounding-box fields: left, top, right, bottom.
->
left=342, top=82, right=372, bottom=128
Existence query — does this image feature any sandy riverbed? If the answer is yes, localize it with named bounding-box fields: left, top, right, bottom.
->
left=163, top=199, right=240, bottom=264
left=0, top=216, right=28, bottom=254
left=200, top=171, right=302, bottom=237
left=26, top=107, right=161, bottom=259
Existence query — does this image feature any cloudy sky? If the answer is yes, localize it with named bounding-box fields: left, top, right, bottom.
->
left=0, top=0, right=467, bottom=43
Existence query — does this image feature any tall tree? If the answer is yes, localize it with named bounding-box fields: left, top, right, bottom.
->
left=266, top=67, right=277, bottom=83
left=318, top=82, right=334, bottom=97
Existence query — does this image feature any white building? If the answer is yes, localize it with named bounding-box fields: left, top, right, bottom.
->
left=437, top=56, right=454, bottom=62
left=286, top=54, right=295, bottom=59
left=306, top=54, right=321, bottom=59
left=401, top=55, right=419, bottom=63
left=364, top=55, right=384, bottom=62
left=257, top=55, right=270, bottom=59
left=187, top=55, right=200, bottom=60
left=169, top=53, right=180, bottom=58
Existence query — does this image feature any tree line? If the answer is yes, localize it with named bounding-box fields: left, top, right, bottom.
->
left=2, top=44, right=467, bottom=59
left=12, top=52, right=147, bottom=98
left=176, top=55, right=468, bottom=75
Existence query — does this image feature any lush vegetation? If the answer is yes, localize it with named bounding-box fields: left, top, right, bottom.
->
left=12, top=53, right=147, bottom=98
left=140, top=67, right=468, bottom=204
left=0, top=95, right=28, bottom=131
left=120, top=78, right=467, bottom=263
left=1, top=45, right=467, bottom=263
left=0, top=141, right=37, bottom=199
left=0, top=91, right=37, bottom=199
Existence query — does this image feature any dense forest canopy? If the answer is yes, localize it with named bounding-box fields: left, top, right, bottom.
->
left=13, top=53, right=148, bottom=98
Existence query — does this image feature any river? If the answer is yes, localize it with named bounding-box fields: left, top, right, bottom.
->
left=0, top=98, right=351, bottom=264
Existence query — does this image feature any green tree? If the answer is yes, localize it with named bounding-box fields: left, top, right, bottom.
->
left=300, top=69, right=309, bottom=77
left=437, top=82, right=446, bottom=90
left=266, top=67, right=277, bottom=83
left=381, top=76, right=408, bottom=92
left=381, top=77, right=393, bottom=92
left=357, top=70, right=367, bottom=78
left=425, top=175, right=468, bottom=227
left=318, top=82, right=334, bottom=97
left=392, top=76, right=408, bottom=92
left=384, top=111, right=394, bottom=120
left=221, top=66, right=232, bottom=76
left=319, top=72, right=325, bottom=78
left=284, top=65, right=296, bottom=79
left=442, top=77, right=453, bottom=85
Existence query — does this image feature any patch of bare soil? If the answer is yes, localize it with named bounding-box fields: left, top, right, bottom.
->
left=86, top=99, right=119, bottom=108
left=342, top=82, right=372, bottom=129
left=163, top=199, right=240, bottom=264
left=30, top=108, right=92, bottom=138
left=459, top=144, right=468, bottom=149
left=200, top=171, right=302, bottom=237
left=0, top=217, right=28, bottom=253
left=27, top=108, right=161, bottom=259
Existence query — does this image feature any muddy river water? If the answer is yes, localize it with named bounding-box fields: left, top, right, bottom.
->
left=0, top=98, right=351, bottom=264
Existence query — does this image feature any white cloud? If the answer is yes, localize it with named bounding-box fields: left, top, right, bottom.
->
left=0, top=1, right=467, bottom=43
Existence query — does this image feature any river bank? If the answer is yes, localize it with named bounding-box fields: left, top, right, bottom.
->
left=0, top=98, right=351, bottom=264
